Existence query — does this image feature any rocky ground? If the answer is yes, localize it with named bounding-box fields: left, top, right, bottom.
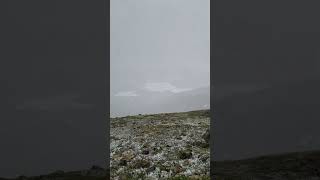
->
left=110, top=110, right=210, bottom=180
left=3, top=107, right=320, bottom=180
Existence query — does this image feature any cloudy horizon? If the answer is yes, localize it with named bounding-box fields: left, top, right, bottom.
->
left=111, top=0, right=210, bottom=116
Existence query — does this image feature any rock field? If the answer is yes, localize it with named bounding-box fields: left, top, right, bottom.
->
left=110, top=110, right=210, bottom=180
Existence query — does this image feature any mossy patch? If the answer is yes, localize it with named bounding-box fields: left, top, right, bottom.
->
left=178, top=149, right=193, bottom=159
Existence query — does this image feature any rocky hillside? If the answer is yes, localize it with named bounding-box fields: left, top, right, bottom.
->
left=213, top=150, right=320, bottom=180
left=110, top=110, right=210, bottom=180
left=0, top=166, right=107, bottom=180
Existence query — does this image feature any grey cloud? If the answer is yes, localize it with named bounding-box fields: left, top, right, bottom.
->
left=111, top=0, right=210, bottom=115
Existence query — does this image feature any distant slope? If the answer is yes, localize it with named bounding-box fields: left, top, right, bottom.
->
left=111, top=86, right=210, bottom=117
left=214, top=150, right=320, bottom=179
left=214, top=79, right=320, bottom=161
left=0, top=166, right=107, bottom=180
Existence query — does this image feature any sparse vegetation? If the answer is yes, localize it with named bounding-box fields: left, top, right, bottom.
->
left=177, top=149, right=193, bottom=160
left=111, top=110, right=210, bottom=179
left=5, top=108, right=320, bottom=179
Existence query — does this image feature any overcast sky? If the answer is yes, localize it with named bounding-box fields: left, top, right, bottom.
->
left=110, top=0, right=210, bottom=97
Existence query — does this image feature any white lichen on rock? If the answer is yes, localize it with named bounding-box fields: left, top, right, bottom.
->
left=110, top=110, right=210, bottom=180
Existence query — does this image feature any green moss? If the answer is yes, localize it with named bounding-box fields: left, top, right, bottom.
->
left=130, top=159, right=151, bottom=169
left=158, top=164, right=171, bottom=172
left=169, top=176, right=189, bottom=180
left=177, top=149, right=193, bottom=159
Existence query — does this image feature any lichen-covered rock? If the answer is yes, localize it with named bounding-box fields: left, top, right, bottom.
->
left=110, top=110, right=210, bottom=179
left=202, top=129, right=210, bottom=144
left=178, top=149, right=193, bottom=159
left=131, top=159, right=151, bottom=169
left=119, top=159, right=127, bottom=166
